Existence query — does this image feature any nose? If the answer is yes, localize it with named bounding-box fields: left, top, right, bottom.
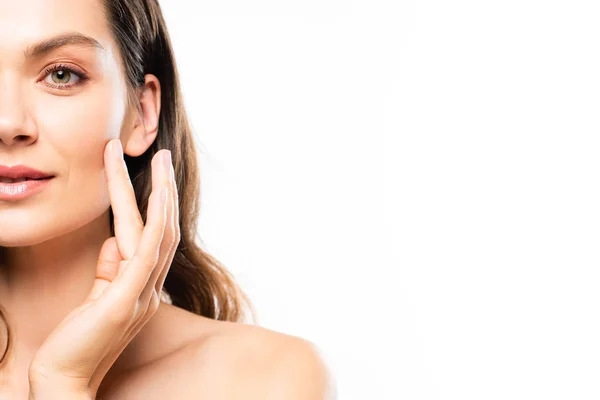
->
left=0, top=72, right=37, bottom=147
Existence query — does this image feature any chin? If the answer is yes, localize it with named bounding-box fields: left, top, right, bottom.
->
left=0, top=225, right=55, bottom=247
left=0, top=201, right=111, bottom=248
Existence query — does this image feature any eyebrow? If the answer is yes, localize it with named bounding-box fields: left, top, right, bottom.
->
left=23, top=32, right=105, bottom=59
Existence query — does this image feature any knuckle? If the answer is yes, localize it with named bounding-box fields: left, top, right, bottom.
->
left=148, top=291, right=161, bottom=313
left=167, top=235, right=178, bottom=250
left=106, top=165, right=121, bottom=182
left=132, top=299, right=149, bottom=323
left=95, top=259, right=119, bottom=281
left=161, top=233, right=176, bottom=253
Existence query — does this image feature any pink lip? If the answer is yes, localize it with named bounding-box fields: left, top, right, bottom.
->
left=0, top=177, right=54, bottom=201
left=0, top=164, right=54, bottom=180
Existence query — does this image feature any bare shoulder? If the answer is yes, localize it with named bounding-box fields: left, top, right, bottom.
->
left=100, top=304, right=334, bottom=399
left=186, top=315, right=335, bottom=399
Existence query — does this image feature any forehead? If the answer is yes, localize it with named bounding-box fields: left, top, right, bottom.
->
left=0, top=0, right=114, bottom=60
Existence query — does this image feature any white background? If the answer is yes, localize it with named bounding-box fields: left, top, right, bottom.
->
left=162, top=1, right=600, bottom=399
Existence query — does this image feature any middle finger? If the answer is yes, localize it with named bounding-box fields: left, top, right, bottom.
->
left=138, top=149, right=175, bottom=308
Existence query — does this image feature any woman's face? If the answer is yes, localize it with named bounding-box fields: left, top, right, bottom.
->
left=0, top=0, right=136, bottom=246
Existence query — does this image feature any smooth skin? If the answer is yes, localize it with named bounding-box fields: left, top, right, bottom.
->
left=0, top=0, right=333, bottom=398
left=28, top=139, right=179, bottom=398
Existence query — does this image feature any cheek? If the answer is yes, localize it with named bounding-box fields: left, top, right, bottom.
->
left=35, top=85, right=121, bottom=206
left=0, top=86, right=126, bottom=246
left=35, top=81, right=126, bottom=145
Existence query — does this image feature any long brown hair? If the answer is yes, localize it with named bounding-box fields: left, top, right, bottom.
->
left=0, top=0, right=257, bottom=364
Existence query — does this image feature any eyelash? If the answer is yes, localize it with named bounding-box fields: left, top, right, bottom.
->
left=41, top=63, right=89, bottom=90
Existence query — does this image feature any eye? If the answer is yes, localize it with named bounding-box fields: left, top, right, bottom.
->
left=41, top=64, right=89, bottom=90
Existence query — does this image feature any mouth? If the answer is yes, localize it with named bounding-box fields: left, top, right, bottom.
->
left=0, top=176, right=54, bottom=183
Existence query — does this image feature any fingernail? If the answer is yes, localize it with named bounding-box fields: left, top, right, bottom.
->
left=113, top=139, right=123, bottom=159
left=162, top=150, right=171, bottom=169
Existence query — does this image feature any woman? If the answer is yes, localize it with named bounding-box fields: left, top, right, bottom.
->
left=0, top=0, right=331, bottom=398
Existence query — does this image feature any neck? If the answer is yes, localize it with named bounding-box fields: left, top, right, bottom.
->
left=0, top=210, right=111, bottom=373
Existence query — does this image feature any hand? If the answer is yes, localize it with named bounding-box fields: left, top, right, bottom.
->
left=28, top=139, right=180, bottom=397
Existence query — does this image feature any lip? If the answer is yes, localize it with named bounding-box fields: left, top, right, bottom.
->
left=0, top=177, right=54, bottom=201
left=0, top=164, right=54, bottom=180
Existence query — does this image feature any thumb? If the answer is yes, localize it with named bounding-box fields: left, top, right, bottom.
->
left=85, top=237, right=122, bottom=303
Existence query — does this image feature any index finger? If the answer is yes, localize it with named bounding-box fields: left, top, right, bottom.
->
left=105, top=138, right=143, bottom=259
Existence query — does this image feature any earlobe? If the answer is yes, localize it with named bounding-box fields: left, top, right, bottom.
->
left=122, top=74, right=162, bottom=158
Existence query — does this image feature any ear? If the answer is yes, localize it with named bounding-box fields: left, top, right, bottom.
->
left=121, top=74, right=161, bottom=157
